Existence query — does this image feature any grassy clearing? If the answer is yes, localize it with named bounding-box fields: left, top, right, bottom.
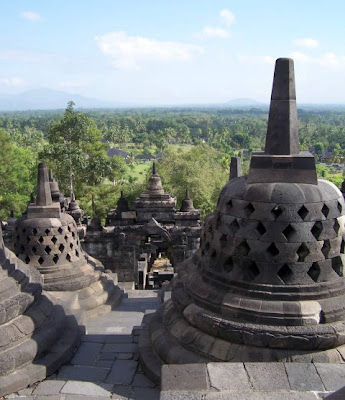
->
left=127, top=162, right=152, bottom=183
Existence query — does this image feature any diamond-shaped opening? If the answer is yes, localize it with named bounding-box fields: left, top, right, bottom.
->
left=66, top=254, right=72, bottom=262
left=67, top=225, right=71, bottom=232
left=334, top=220, right=340, bottom=234
left=247, top=261, right=260, bottom=280
left=227, top=199, right=233, bottom=208
left=25, top=256, right=30, bottom=264
left=45, top=245, right=51, bottom=255
left=223, top=257, right=234, bottom=273
left=244, top=202, right=255, bottom=217
left=256, top=222, right=266, bottom=236
left=322, top=204, right=330, bottom=218
left=26, top=236, right=31, bottom=243
left=338, top=201, right=343, bottom=214
left=72, top=231, right=75, bottom=238
left=215, top=213, right=221, bottom=229
left=282, top=224, right=295, bottom=240
left=38, top=256, right=44, bottom=265
left=311, top=221, right=323, bottom=240
left=59, top=244, right=65, bottom=252
left=307, top=262, right=320, bottom=282
left=272, top=205, right=283, bottom=219
left=58, top=227, right=63, bottom=234
left=53, top=254, right=59, bottom=264
left=38, top=236, right=44, bottom=243
left=45, top=229, right=50, bottom=235
left=64, top=235, right=68, bottom=241
left=278, top=263, right=293, bottom=284
left=297, top=243, right=310, bottom=262
left=297, top=205, right=309, bottom=220
left=229, top=218, right=240, bottom=235
left=236, top=240, right=250, bottom=256
left=32, top=228, right=38, bottom=235
left=75, top=250, right=79, bottom=257
left=321, top=239, right=331, bottom=258
left=70, top=243, right=74, bottom=250
left=266, top=242, right=279, bottom=257
left=51, top=236, right=58, bottom=244
left=332, top=256, right=343, bottom=276
left=341, top=238, right=345, bottom=253
left=220, top=233, right=228, bottom=247
left=32, top=246, right=37, bottom=254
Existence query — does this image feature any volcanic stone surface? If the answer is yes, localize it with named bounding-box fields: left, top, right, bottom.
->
left=139, top=58, right=345, bottom=381
left=0, top=225, right=80, bottom=396
left=13, top=163, right=121, bottom=316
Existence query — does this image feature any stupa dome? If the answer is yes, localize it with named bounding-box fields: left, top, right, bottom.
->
left=139, top=58, right=345, bottom=383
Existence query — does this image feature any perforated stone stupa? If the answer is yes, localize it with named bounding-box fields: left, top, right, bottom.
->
left=139, top=58, right=345, bottom=381
left=0, top=225, right=79, bottom=396
left=13, top=163, right=121, bottom=317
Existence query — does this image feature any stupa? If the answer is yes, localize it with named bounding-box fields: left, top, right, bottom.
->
left=84, top=165, right=201, bottom=283
left=134, top=162, right=176, bottom=223
left=140, top=58, right=345, bottom=381
left=13, top=163, right=121, bottom=317
left=0, top=224, right=79, bottom=396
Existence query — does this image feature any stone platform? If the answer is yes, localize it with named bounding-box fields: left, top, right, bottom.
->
left=4, top=287, right=345, bottom=400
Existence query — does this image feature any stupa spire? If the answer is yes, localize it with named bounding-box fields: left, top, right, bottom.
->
left=36, top=163, right=52, bottom=206
left=152, top=161, right=156, bottom=175
left=248, top=57, right=317, bottom=184
left=229, top=156, right=242, bottom=180
left=265, top=58, right=299, bottom=155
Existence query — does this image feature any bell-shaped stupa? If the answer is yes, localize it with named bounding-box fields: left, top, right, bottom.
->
left=13, top=163, right=121, bottom=317
left=0, top=224, right=79, bottom=396
left=134, top=162, right=176, bottom=223
left=140, top=58, right=345, bottom=381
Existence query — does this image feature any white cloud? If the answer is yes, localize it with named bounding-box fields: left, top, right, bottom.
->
left=293, top=38, right=319, bottom=48
left=0, top=77, right=24, bottom=87
left=290, top=51, right=311, bottom=63
left=95, top=31, right=204, bottom=70
left=201, top=26, right=229, bottom=38
left=290, top=51, right=345, bottom=68
left=21, top=11, right=42, bottom=22
left=220, top=9, right=235, bottom=25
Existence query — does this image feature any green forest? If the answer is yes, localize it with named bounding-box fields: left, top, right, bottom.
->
left=0, top=102, right=344, bottom=221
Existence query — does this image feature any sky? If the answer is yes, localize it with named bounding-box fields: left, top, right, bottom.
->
left=1, top=0, right=345, bottom=105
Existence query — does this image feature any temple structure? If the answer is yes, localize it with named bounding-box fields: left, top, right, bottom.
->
left=13, top=163, right=122, bottom=317
left=0, top=225, right=79, bottom=396
left=139, top=58, right=345, bottom=381
left=83, top=164, right=201, bottom=285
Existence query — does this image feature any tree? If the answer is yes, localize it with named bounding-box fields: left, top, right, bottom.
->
left=157, top=145, right=228, bottom=217
left=40, top=102, right=110, bottom=194
left=0, top=129, right=36, bottom=219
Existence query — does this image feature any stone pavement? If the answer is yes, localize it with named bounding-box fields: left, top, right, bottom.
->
left=4, top=286, right=345, bottom=400
left=160, top=362, right=345, bottom=400
left=4, top=288, right=160, bottom=400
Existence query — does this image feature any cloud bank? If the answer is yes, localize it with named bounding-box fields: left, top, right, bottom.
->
left=95, top=31, right=204, bottom=70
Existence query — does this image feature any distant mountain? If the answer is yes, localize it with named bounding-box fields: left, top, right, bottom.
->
left=224, top=98, right=267, bottom=107
left=0, top=89, right=126, bottom=111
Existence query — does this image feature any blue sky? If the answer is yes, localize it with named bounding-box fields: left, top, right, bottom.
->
left=1, top=0, right=345, bottom=105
